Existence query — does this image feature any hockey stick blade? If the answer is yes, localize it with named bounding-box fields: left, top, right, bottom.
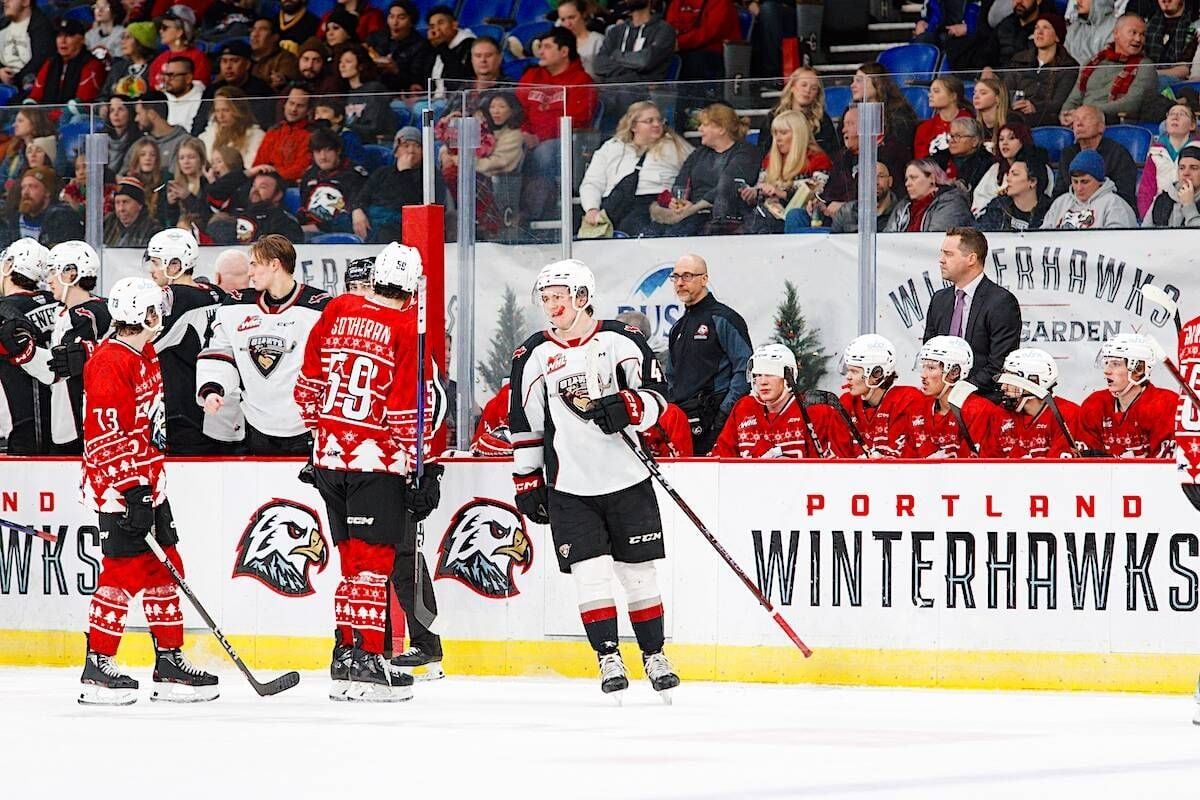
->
left=1140, top=284, right=1183, bottom=334
left=800, top=388, right=871, bottom=457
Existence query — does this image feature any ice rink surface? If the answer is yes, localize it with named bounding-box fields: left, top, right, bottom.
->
left=3, top=667, right=1200, bottom=799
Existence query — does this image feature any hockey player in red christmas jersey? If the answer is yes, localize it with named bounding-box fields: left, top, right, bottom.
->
left=640, top=402, right=694, bottom=457
left=472, top=382, right=513, bottom=456
left=294, top=242, right=444, bottom=703
left=711, top=344, right=839, bottom=458
left=78, top=277, right=217, bottom=706
left=995, top=348, right=1082, bottom=459
left=1078, top=333, right=1176, bottom=458
left=911, top=335, right=1004, bottom=458
left=834, top=334, right=925, bottom=458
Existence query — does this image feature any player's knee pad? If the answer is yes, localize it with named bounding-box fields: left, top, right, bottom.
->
left=613, top=560, right=660, bottom=605
left=571, top=555, right=616, bottom=605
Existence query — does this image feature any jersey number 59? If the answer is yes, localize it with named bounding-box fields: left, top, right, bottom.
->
left=322, top=352, right=379, bottom=422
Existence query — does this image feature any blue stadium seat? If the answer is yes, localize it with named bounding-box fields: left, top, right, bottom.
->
left=823, top=85, right=852, bottom=120
left=737, top=7, right=753, bottom=40
left=878, top=43, right=940, bottom=86
left=1031, top=125, right=1073, bottom=165
left=506, top=20, right=552, bottom=55
left=1106, top=124, right=1153, bottom=165
left=1172, top=80, right=1200, bottom=96
left=458, top=0, right=516, bottom=29
left=590, top=99, right=605, bottom=129
left=284, top=187, right=301, bottom=216
left=362, top=144, right=393, bottom=171
left=63, top=5, right=93, bottom=24
left=472, top=23, right=505, bottom=43
left=501, top=57, right=536, bottom=81
left=902, top=85, right=931, bottom=120
left=391, top=101, right=412, bottom=130
left=0, top=85, right=18, bottom=106
left=368, top=0, right=392, bottom=11
left=665, top=55, right=682, bottom=81
left=312, top=233, right=364, bottom=244
left=307, top=0, right=335, bottom=18
left=512, top=0, right=551, bottom=26
left=961, top=80, right=974, bottom=101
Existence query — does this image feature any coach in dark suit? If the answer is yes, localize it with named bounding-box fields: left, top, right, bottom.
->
left=922, top=226, right=1022, bottom=401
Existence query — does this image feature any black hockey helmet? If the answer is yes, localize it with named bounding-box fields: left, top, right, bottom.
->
left=344, top=256, right=375, bottom=290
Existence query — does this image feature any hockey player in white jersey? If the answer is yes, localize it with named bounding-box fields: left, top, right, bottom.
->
left=509, top=259, right=680, bottom=699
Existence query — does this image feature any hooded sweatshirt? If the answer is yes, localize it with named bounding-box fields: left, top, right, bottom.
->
left=1043, top=177, right=1138, bottom=229
left=592, top=15, right=677, bottom=83
left=1143, top=179, right=1200, bottom=228
left=1065, top=0, right=1117, bottom=65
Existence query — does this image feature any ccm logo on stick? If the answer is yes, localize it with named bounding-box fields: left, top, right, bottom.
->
left=629, top=532, right=663, bottom=544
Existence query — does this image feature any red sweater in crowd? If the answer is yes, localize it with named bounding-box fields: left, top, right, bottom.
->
left=665, top=0, right=743, bottom=54
left=517, top=61, right=597, bottom=143
left=254, top=117, right=313, bottom=182
left=912, top=108, right=973, bottom=159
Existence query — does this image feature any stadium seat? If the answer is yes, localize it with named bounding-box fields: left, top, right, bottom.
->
left=878, top=43, right=940, bottom=86
left=391, top=101, right=412, bottom=130
left=1031, top=125, right=1073, bottom=165
left=506, top=20, right=552, bottom=55
left=458, top=0, right=516, bottom=29
left=284, top=187, right=300, bottom=216
left=306, top=0, right=335, bottom=17
left=1106, top=124, right=1152, bottom=165
left=902, top=85, right=931, bottom=120
left=362, top=144, right=393, bottom=171
left=824, top=85, right=852, bottom=120
left=1172, top=80, right=1200, bottom=97
left=63, top=5, right=93, bottom=24
left=472, top=23, right=505, bottom=43
left=512, top=0, right=552, bottom=26
left=501, top=57, right=536, bottom=81
left=590, top=100, right=605, bottom=130
left=961, top=80, right=974, bottom=101
left=665, top=55, right=682, bottom=82
left=0, top=85, right=18, bottom=106
left=738, top=7, right=753, bottom=40
left=312, top=233, right=364, bottom=244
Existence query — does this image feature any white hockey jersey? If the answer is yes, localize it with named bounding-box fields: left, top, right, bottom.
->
left=196, top=282, right=330, bottom=438
left=22, top=297, right=111, bottom=444
left=509, top=320, right=666, bottom=496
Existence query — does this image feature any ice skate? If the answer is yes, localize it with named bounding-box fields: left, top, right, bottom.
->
left=78, top=651, right=138, bottom=706
left=347, top=648, right=413, bottom=703
left=389, top=645, right=445, bottom=682
left=643, top=650, right=679, bottom=704
left=598, top=651, right=629, bottom=702
left=330, top=643, right=353, bottom=701
left=151, top=648, right=219, bottom=703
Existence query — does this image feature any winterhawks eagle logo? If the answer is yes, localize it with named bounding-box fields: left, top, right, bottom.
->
left=233, top=500, right=328, bottom=597
left=435, top=499, right=532, bottom=598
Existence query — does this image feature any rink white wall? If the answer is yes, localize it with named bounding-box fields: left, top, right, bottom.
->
left=4, top=457, right=1200, bottom=692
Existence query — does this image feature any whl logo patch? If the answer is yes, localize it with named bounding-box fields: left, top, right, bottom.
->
left=233, top=499, right=328, bottom=597
left=435, top=499, right=532, bottom=598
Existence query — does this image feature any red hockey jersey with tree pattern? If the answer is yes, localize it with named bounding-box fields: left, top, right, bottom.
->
left=1077, top=384, right=1176, bottom=458
left=996, top=398, right=1081, bottom=459
left=911, top=393, right=1004, bottom=458
left=834, top=385, right=925, bottom=458
left=711, top=393, right=839, bottom=458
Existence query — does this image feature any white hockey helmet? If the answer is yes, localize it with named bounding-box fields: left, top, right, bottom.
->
left=841, top=333, right=897, bottom=386
left=144, top=228, right=199, bottom=279
left=747, top=343, right=797, bottom=381
left=47, top=240, right=99, bottom=285
left=998, top=347, right=1057, bottom=412
left=108, top=276, right=165, bottom=331
left=372, top=242, right=422, bottom=293
left=918, top=335, right=974, bottom=381
left=0, top=238, right=49, bottom=283
left=535, top=258, right=595, bottom=310
left=1097, top=333, right=1163, bottom=382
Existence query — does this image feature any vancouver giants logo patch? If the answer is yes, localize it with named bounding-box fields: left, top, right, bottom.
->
left=248, top=334, right=290, bottom=377
left=435, top=499, right=532, bottom=598
left=233, top=499, right=328, bottom=597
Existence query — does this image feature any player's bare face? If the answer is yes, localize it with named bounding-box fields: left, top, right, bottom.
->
left=49, top=267, right=75, bottom=302
left=753, top=374, right=785, bottom=404
left=1103, top=357, right=1133, bottom=395
left=919, top=360, right=946, bottom=398
left=845, top=365, right=868, bottom=396
left=541, top=287, right=578, bottom=332
left=248, top=257, right=273, bottom=292
left=146, top=256, right=171, bottom=287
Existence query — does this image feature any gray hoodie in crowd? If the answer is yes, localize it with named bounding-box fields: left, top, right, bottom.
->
left=592, top=15, right=677, bottom=83
left=882, top=186, right=975, bottom=232
left=1064, top=0, right=1117, bottom=65
left=1043, top=177, right=1138, bottom=229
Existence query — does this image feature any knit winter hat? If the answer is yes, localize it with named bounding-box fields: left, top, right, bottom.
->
left=28, top=136, right=56, bottom=165
left=126, top=21, right=159, bottom=50
left=1069, top=149, right=1105, bottom=182
left=114, top=176, right=146, bottom=205
left=326, top=7, right=360, bottom=38
left=22, top=165, right=56, bottom=195
left=1037, top=12, right=1067, bottom=45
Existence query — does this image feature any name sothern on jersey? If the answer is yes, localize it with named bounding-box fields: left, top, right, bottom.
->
left=509, top=321, right=667, bottom=497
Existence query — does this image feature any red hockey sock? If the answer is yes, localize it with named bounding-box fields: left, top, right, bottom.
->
left=334, top=578, right=355, bottom=647
left=87, top=586, right=130, bottom=656
left=144, top=585, right=184, bottom=649
left=345, top=572, right=389, bottom=653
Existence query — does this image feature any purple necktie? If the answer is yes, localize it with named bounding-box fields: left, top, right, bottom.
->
left=949, top=289, right=966, bottom=337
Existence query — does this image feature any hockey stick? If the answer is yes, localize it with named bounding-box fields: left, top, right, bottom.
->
left=411, top=275, right=437, bottom=632
left=798, top=388, right=871, bottom=458
left=945, top=380, right=980, bottom=457
left=781, top=374, right=827, bottom=458
left=0, top=517, right=57, bottom=543
left=143, top=533, right=300, bottom=696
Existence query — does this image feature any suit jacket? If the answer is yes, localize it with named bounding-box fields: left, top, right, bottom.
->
left=922, top=274, right=1022, bottom=400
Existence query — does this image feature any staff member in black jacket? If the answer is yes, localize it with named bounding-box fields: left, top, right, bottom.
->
left=665, top=254, right=752, bottom=455
left=922, top=226, right=1022, bottom=402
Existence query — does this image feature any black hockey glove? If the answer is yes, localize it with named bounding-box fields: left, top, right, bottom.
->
left=297, top=460, right=316, bottom=486
left=405, top=463, right=444, bottom=522
left=583, top=390, right=645, bottom=435
left=513, top=471, right=550, bottom=524
left=49, top=340, right=91, bottom=379
left=0, top=317, right=36, bottom=364
left=119, top=485, right=155, bottom=538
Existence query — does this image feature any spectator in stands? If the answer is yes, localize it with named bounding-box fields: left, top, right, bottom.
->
left=972, top=78, right=1022, bottom=154
left=148, top=5, right=209, bottom=91
left=277, top=0, right=320, bottom=47
left=229, top=171, right=303, bottom=243
left=991, top=0, right=1056, bottom=67
left=852, top=63, right=919, bottom=166
left=472, top=92, right=529, bottom=232
left=312, top=96, right=368, bottom=166
left=760, top=67, right=839, bottom=159
left=0, top=0, right=54, bottom=93
left=1043, top=149, right=1139, bottom=228
left=337, top=45, right=395, bottom=145
left=352, top=126, right=428, bottom=243
left=28, top=18, right=106, bottom=107
left=579, top=99, right=691, bottom=237
left=133, top=90, right=191, bottom=174
left=192, top=39, right=274, bottom=135
left=0, top=107, right=51, bottom=206
left=740, top=110, right=833, bottom=234
left=4, top=136, right=51, bottom=220
left=665, top=0, right=740, bottom=81
left=973, top=122, right=1056, bottom=212
left=1065, top=0, right=1118, bottom=65
left=914, top=76, right=974, bottom=159
left=0, top=166, right=78, bottom=247
left=60, top=151, right=112, bottom=219
left=164, top=136, right=207, bottom=228
left=1145, top=0, right=1196, bottom=82
left=649, top=102, right=760, bottom=236
left=198, top=86, right=266, bottom=169
left=934, top=118, right=994, bottom=193
left=162, top=55, right=204, bottom=131
left=1143, top=143, right=1200, bottom=226
left=1060, top=13, right=1157, bottom=124
left=104, top=176, right=162, bottom=246
left=517, top=27, right=597, bottom=220
left=469, top=36, right=503, bottom=94
left=299, top=126, right=368, bottom=235
left=87, top=0, right=126, bottom=60
left=213, top=248, right=250, bottom=291
left=1055, top=104, right=1138, bottom=207
left=1004, top=12, right=1079, bottom=128
left=251, top=86, right=312, bottom=184
left=103, top=95, right=139, bottom=170
left=124, top=136, right=171, bottom=225
left=813, top=104, right=905, bottom=226
left=1138, top=99, right=1200, bottom=216
left=592, top=0, right=677, bottom=84
left=883, top=158, right=974, bottom=232
left=829, top=161, right=899, bottom=234
left=205, top=144, right=250, bottom=213
left=427, top=5, right=474, bottom=95
left=296, top=38, right=342, bottom=96
left=100, top=21, right=156, bottom=100
left=249, top=17, right=299, bottom=93
left=558, top=0, right=604, bottom=78
left=976, top=151, right=1054, bottom=231
left=322, top=0, right=384, bottom=42
left=367, top=0, right=433, bottom=93
left=322, top=7, right=361, bottom=48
